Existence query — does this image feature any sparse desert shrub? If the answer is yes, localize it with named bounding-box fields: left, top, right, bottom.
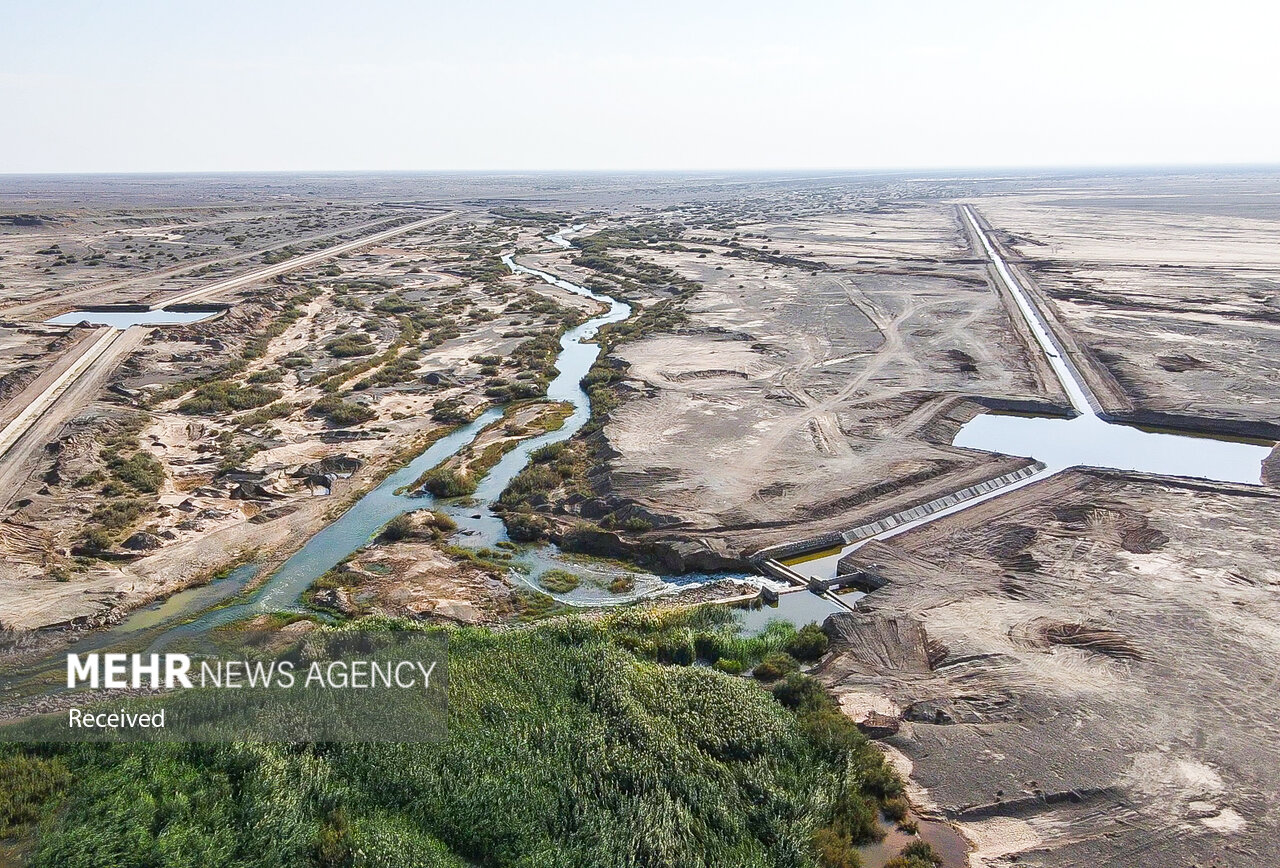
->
left=309, top=395, right=375, bottom=427
left=325, top=332, right=376, bottom=358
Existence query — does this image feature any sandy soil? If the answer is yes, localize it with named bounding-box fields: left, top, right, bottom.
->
left=571, top=203, right=1055, bottom=552
left=0, top=205, right=398, bottom=319
left=0, top=210, right=595, bottom=635
left=825, top=469, right=1280, bottom=866
left=324, top=530, right=517, bottom=625
left=975, top=195, right=1280, bottom=431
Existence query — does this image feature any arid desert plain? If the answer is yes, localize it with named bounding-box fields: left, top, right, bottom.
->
left=2, top=169, right=1278, bottom=866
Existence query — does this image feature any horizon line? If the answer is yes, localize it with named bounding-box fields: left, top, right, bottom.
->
left=3, top=161, right=1280, bottom=180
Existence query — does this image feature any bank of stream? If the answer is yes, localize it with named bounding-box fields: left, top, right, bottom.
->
left=99, top=236, right=769, bottom=652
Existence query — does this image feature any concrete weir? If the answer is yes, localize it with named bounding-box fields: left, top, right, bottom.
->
left=754, top=462, right=1048, bottom=585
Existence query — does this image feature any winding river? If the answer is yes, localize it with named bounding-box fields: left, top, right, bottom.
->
left=121, top=236, right=757, bottom=650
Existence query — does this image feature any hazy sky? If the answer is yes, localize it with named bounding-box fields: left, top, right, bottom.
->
left=2, top=0, right=1277, bottom=173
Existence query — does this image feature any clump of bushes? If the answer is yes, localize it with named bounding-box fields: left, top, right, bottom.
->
left=378, top=510, right=458, bottom=543
left=752, top=652, right=800, bottom=682
left=497, top=440, right=592, bottom=515
left=430, top=398, right=474, bottom=423
left=247, top=367, right=284, bottom=384
left=308, top=395, right=375, bottom=427
left=325, top=332, right=376, bottom=358
left=886, top=841, right=943, bottom=868
left=504, top=510, right=549, bottom=542
left=785, top=623, right=830, bottom=662
left=882, top=795, right=910, bottom=823
left=418, top=467, right=476, bottom=498
left=431, top=510, right=458, bottom=532
left=89, top=498, right=148, bottom=531
left=106, top=451, right=164, bottom=494
left=178, top=381, right=282, bottom=415
left=379, top=514, right=416, bottom=542
left=536, top=569, right=580, bottom=593
left=78, top=527, right=115, bottom=553
left=374, top=294, right=415, bottom=314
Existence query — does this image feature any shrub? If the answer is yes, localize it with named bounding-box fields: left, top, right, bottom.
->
left=309, top=395, right=375, bottom=427
left=785, top=623, right=830, bottom=662
left=247, top=367, right=284, bottom=384
left=752, top=652, right=799, bottom=682
left=109, top=451, right=165, bottom=493
left=325, top=333, right=376, bottom=358
left=813, top=826, right=861, bottom=868
left=713, top=658, right=746, bottom=675
left=431, top=398, right=473, bottom=423
left=380, top=514, right=415, bottom=542
left=771, top=673, right=828, bottom=711
left=431, top=510, right=458, bottom=532
left=655, top=633, right=696, bottom=666
left=886, top=841, right=943, bottom=868
left=90, top=498, right=147, bottom=531
left=80, top=527, right=115, bottom=552
left=498, top=465, right=560, bottom=507
left=504, top=511, right=548, bottom=542
left=178, top=381, right=282, bottom=415
left=537, top=569, right=580, bottom=593
left=882, top=795, right=910, bottom=823
left=71, top=470, right=103, bottom=488
left=419, top=467, right=476, bottom=498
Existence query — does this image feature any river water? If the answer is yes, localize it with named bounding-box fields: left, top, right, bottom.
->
left=144, top=241, right=766, bottom=646
left=81, top=206, right=1235, bottom=650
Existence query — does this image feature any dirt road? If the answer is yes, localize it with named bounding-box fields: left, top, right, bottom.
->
left=157, top=211, right=455, bottom=307
left=0, top=211, right=443, bottom=319
left=0, top=326, right=147, bottom=507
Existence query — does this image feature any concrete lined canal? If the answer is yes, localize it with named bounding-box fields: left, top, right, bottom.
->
left=772, top=205, right=1274, bottom=585
left=32, top=206, right=1274, bottom=652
